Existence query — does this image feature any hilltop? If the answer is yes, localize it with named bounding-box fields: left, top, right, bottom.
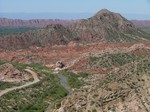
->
left=69, top=9, right=149, bottom=43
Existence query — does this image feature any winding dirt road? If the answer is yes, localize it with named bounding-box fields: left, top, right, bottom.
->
left=0, top=69, right=40, bottom=97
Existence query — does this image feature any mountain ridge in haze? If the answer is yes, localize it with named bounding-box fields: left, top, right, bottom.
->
left=0, top=18, right=76, bottom=27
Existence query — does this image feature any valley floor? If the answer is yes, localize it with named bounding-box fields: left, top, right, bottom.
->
left=0, top=42, right=150, bottom=112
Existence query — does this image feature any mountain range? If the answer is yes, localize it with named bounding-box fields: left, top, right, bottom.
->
left=0, top=9, right=149, bottom=49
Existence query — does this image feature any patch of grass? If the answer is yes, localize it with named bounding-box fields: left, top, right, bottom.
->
left=0, top=81, right=21, bottom=90
left=89, top=53, right=140, bottom=70
left=0, top=61, right=7, bottom=65
left=77, top=72, right=90, bottom=78
left=99, top=56, right=150, bottom=88
left=62, top=70, right=84, bottom=89
left=0, top=27, right=37, bottom=37
left=11, top=62, right=28, bottom=71
left=48, top=84, right=67, bottom=100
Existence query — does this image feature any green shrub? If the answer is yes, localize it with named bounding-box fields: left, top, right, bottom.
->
left=62, top=71, right=83, bottom=89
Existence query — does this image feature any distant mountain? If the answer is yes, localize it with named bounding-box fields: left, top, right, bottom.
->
left=0, top=9, right=149, bottom=49
left=1, top=17, right=150, bottom=28
left=0, top=18, right=76, bottom=27
left=0, top=13, right=93, bottom=20
left=131, top=20, right=150, bottom=28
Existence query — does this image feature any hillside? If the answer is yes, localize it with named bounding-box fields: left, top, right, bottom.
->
left=0, top=9, right=150, bottom=49
left=0, top=24, right=73, bottom=49
left=53, top=44, right=150, bottom=112
left=69, top=9, right=149, bottom=43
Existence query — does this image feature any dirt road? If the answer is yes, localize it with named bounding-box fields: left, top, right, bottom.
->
left=0, top=69, right=40, bottom=97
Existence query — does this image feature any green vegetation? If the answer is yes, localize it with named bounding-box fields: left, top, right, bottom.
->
left=105, top=30, right=136, bottom=43
left=77, top=72, right=90, bottom=78
left=0, top=62, right=68, bottom=112
left=0, top=50, right=149, bottom=111
left=0, top=61, right=7, bottom=65
left=99, top=56, right=150, bottom=87
left=0, top=81, right=21, bottom=90
left=62, top=70, right=84, bottom=89
left=89, top=53, right=140, bottom=70
left=0, top=27, right=37, bottom=37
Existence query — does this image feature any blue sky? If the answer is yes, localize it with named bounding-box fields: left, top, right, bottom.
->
left=0, top=0, right=150, bottom=19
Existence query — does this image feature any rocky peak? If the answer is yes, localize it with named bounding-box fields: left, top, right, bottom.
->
left=93, top=9, right=122, bottom=22
left=69, top=9, right=149, bottom=43
left=95, top=9, right=112, bottom=16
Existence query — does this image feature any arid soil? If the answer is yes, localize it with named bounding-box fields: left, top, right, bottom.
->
left=0, top=42, right=149, bottom=73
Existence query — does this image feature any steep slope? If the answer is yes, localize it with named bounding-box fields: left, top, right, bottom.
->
left=69, top=9, right=149, bottom=42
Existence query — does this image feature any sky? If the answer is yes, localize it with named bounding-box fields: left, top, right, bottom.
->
left=0, top=0, right=150, bottom=20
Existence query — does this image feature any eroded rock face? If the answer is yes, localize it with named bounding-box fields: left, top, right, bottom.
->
left=0, top=63, right=30, bottom=82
